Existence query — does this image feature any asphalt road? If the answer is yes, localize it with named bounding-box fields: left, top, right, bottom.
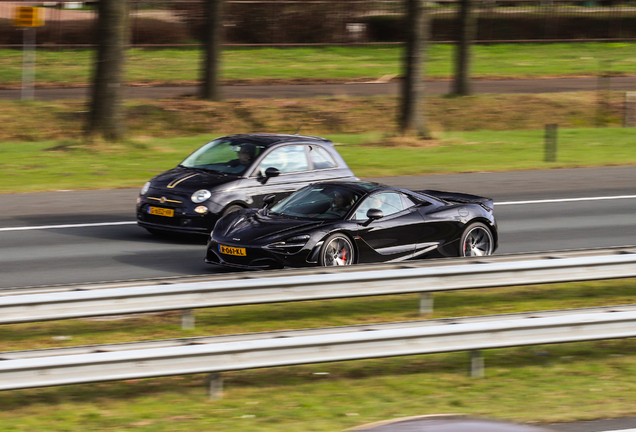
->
left=1, top=166, right=634, bottom=289
left=1, top=77, right=636, bottom=101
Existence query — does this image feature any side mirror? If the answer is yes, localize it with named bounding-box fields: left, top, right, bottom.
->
left=366, top=208, right=383, bottom=220
left=361, top=208, right=383, bottom=226
left=259, top=167, right=280, bottom=184
left=263, top=194, right=276, bottom=208
left=265, top=167, right=280, bottom=178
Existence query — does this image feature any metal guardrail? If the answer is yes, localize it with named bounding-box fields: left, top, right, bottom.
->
left=1, top=247, right=635, bottom=326
left=2, top=304, right=636, bottom=392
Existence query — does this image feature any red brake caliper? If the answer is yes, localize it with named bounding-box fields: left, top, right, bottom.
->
left=341, top=248, right=347, bottom=262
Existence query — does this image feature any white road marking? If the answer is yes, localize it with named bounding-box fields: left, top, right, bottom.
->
left=599, top=429, right=636, bottom=432
left=0, top=221, right=136, bottom=232
left=1, top=195, right=635, bottom=232
left=496, top=195, right=636, bottom=206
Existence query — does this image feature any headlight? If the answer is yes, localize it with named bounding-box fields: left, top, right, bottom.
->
left=191, top=189, right=212, bottom=203
left=140, top=181, right=151, bottom=195
left=286, top=234, right=310, bottom=243
left=264, top=234, right=311, bottom=254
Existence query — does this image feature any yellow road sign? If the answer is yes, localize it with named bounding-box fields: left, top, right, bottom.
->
left=12, top=6, right=45, bottom=27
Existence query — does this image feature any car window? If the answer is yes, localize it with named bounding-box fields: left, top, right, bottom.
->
left=354, top=192, right=406, bottom=220
left=270, top=184, right=361, bottom=220
left=401, top=193, right=419, bottom=208
left=180, top=139, right=263, bottom=175
left=258, top=145, right=309, bottom=176
left=309, top=146, right=337, bottom=170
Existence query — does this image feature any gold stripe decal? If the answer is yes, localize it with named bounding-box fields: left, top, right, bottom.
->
left=167, top=174, right=199, bottom=189
left=148, top=197, right=182, bottom=204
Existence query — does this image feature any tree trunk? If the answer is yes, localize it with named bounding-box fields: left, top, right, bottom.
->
left=201, top=0, right=225, bottom=100
left=452, top=0, right=476, bottom=96
left=400, top=0, right=430, bottom=137
left=87, top=0, right=128, bottom=141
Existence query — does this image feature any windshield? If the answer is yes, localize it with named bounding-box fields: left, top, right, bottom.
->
left=180, top=139, right=264, bottom=175
left=270, top=184, right=362, bottom=220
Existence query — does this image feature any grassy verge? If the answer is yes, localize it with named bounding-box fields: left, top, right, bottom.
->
left=1, top=279, right=636, bottom=431
left=0, top=91, right=633, bottom=193
left=3, top=127, right=634, bottom=193
left=3, top=91, right=626, bottom=143
left=0, top=43, right=634, bottom=87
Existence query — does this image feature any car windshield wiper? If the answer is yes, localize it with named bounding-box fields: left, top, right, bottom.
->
left=179, top=165, right=230, bottom=176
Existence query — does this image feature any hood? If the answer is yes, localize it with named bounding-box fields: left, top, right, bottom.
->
left=215, top=209, right=326, bottom=244
left=150, top=167, right=238, bottom=192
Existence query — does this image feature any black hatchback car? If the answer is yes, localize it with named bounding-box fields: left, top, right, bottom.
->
left=136, top=134, right=357, bottom=235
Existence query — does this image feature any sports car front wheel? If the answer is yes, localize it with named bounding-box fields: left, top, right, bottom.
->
left=460, top=222, right=494, bottom=257
left=319, top=234, right=355, bottom=266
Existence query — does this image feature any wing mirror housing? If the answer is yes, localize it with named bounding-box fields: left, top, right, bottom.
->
left=259, top=167, right=281, bottom=184
left=263, top=194, right=276, bottom=208
left=362, top=208, right=383, bottom=226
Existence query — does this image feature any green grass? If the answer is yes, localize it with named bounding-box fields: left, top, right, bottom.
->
left=0, top=42, right=634, bottom=87
left=1, top=127, right=634, bottom=193
left=339, top=128, right=636, bottom=177
left=0, top=89, right=633, bottom=193
left=2, top=280, right=636, bottom=431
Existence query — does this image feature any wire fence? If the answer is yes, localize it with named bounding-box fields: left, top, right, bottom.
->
left=1, top=0, right=636, bottom=47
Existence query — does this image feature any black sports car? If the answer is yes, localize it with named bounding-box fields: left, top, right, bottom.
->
left=205, top=181, right=498, bottom=269
left=136, top=134, right=357, bottom=235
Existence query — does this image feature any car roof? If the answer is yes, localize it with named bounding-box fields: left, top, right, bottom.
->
left=218, top=133, right=333, bottom=148
left=312, top=180, right=389, bottom=195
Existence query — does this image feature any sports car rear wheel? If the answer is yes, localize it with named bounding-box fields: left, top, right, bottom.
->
left=319, top=234, right=355, bottom=266
left=460, top=222, right=494, bottom=257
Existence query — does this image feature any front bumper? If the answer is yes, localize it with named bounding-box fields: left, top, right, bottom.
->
left=136, top=199, right=220, bottom=235
left=205, top=240, right=317, bottom=270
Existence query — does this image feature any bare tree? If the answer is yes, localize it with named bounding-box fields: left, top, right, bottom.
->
left=452, top=0, right=477, bottom=95
left=201, top=0, right=225, bottom=100
left=399, top=0, right=431, bottom=137
left=87, top=0, right=128, bottom=141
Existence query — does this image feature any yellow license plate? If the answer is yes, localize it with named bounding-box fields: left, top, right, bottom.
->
left=219, top=245, right=247, bottom=256
left=148, top=206, right=174, bottom=217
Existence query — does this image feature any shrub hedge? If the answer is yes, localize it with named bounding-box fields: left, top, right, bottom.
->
left=1, top=9, right=636, bottom=46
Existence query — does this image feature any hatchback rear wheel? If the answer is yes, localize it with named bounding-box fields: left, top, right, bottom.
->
left=222, top=204, right=244, bottom=216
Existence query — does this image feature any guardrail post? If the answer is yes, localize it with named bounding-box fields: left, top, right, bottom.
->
left=470, top=350, right=484, bottom=378
left=207, top=373, right=223, bottom=400
left=181, top=310, right=195, bottom=330
left=419, top=293, right=434, bottom=315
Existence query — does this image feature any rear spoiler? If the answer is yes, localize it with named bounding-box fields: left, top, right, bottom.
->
left=416, top=190, right=494, bottom=210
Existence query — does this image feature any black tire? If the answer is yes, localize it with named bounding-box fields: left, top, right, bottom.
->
left=222, top=204, right=244, bottom=217
left=459, top=222, right=494, bottom=257
left=318, top=233, right=355, bottom=266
